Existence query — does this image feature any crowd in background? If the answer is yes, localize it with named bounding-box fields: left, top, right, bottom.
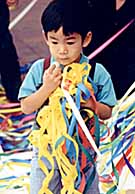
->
left=84, top=0, right=135, bottom=99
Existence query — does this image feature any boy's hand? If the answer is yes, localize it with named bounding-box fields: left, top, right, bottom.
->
left=81, top=98, right=96, bottom=113
left=43, top=64, right=62, bottom=93
left=81, top=98, right=113, bottom=120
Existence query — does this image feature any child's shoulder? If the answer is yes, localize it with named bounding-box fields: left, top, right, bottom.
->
left=31, top=58, right=45, bottom=68
left=25, top=58, right=45, bottom=78
left=94, top=62, right=110, bottom=78
left=28, top=58, right=45, bottom=72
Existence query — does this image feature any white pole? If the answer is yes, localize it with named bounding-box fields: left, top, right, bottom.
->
left=61, top=88, right=120, bottom=186
left=9, top=0, right=38, bottom=30
left=62, top=87, right=101, bottom=158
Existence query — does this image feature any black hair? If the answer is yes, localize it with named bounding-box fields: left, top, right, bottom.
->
left=41, top=0, right=91, bottom=41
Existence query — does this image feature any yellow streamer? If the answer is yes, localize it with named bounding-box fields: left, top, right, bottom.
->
left=28, top=62, right=92, bottom=194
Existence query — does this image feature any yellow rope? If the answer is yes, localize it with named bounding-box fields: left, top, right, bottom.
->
left=28, top=62, right=92, bottom=194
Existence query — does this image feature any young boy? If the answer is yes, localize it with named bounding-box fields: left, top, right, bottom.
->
left=18, top=0, right=117, bottom=193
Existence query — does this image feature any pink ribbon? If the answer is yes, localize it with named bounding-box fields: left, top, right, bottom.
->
left=88, top=19, right=135, bottom=60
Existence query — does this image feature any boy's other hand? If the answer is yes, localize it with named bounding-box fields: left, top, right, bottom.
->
left=81, top=98, right=96, bottom=113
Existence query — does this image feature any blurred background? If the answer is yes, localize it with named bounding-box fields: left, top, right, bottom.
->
left=10, top=0, right=50, bottom=65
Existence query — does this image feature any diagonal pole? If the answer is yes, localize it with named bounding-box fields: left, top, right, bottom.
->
left=9, top=0, right=38, bottom=30
left=61, top=86, right=101, bottom=158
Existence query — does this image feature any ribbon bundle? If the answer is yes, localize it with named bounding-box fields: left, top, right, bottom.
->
left=0, top=85, right=34, bottom=193
left=0, top=63, right=135, bottom=193
left=98, top=82, right=135, bottom=194
left=29, top=62, right=100, bottom=194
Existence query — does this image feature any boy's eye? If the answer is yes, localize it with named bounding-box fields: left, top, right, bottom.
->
left=67, top=42, right=75, bottom=45
left=52, top=41, right=58, bottom=44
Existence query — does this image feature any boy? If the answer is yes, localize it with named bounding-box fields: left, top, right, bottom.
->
left=18, top=0, right=117, bottom=193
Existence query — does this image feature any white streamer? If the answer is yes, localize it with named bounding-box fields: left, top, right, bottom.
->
left=61, top=87, right=101, bottom=158
left=9, top=0, right=38, bottom=30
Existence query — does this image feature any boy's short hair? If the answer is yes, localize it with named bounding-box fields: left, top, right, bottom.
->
left=41, top=0, right=91, bottom=40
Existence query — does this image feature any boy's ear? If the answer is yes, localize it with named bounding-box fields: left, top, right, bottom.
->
left=82, top=32, right=92, bottom=48
left=42, top=31, right=48, bottom=45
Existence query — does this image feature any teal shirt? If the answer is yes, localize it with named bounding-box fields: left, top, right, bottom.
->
left=18, top=54, right=117, bottom=191
left=18, top=54, right=117, bottom=107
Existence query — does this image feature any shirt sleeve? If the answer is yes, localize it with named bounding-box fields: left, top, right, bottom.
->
left=18, top=59, right=44, bottom=100
left=94, top=63, right=117, bottom=106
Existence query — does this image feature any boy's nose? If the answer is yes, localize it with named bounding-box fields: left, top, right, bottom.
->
left=59, top=46, right=68, bottom=54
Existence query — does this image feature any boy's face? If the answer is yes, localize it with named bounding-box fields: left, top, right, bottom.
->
left=44, top=27, right=91, bottom=66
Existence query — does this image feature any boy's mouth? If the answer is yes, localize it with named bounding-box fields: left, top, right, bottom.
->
left=58, top=57, right=69, bottom=60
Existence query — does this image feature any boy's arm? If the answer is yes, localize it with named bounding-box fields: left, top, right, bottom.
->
left=81, top=98, right=113, bottom=120
left=95, top=101, right=112, bottom=120
left=20, top=64, right=62, bottom=114
left=83, top=63, right=117, bottom=120
left=20, top=83, right=52, bottom=114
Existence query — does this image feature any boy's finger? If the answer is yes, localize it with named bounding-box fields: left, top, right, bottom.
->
left=48, top=64, right=56, bottom=73
left=53, top=67, right=62, bottom=76
left=54, top=75, right=62, bottom=83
